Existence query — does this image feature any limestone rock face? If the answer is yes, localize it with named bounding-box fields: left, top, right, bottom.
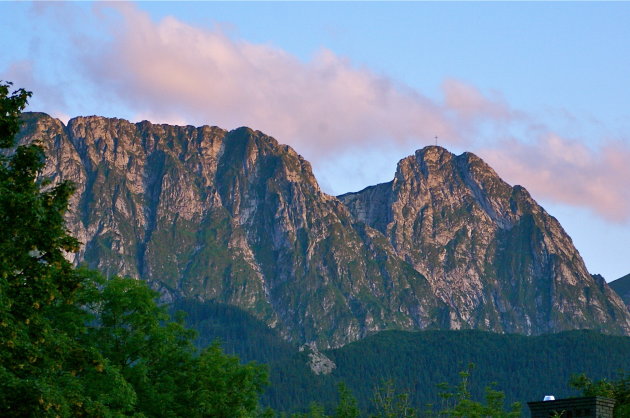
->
left=17, top=113, right=447, bottom=348
left=16, top=113, right=630, bottom=347
left=300, top=343, right=336, bottom=375
left=339, top=146, right=630, bottom=335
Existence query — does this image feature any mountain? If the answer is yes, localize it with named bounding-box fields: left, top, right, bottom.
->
left=15, top=112, right=630, bottom=347
left=17, top=112, right=446, bottom=348
left=609, top=273, right=630, bottom=310
left=338, top=148, right=630, bottom=336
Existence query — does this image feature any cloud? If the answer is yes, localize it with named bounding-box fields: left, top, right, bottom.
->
left=78, top=3, right=467, bottom=158
left=442, top=78, right=519, bottom=124
left=481, top=135, right=630, bottom=222
left=11, top=3, right=630, bottom=223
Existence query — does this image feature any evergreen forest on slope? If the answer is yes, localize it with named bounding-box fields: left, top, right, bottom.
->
left=175, top=298, right=630, bottom=414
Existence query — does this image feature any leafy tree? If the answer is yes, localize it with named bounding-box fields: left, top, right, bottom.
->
left=335, top=382, right=360, bottom=418
left=191, top=342, right=269, bottom=417
left=430, top=364, right=521, bottom=418
left=0, top=82, right=30, bottom=148
left=569, top=371, right=630, bottom=418
left=371, top=379, right=415, bottom=418
left=0, top=80, right=122, bottom=416
left=0, top=81, right=269, bottom=416
left=305, top=403, right=328, bottom=418
left=81, top=272, right=269, bottom=417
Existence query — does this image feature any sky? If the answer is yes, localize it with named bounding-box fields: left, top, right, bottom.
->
left=1, top=1, right=629, bottom=281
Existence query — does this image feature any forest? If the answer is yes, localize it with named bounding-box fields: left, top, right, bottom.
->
left=176, top=298, right=630, bottom=416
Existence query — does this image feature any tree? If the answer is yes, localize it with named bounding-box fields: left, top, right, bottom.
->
left=0, top=82, right=30, bottom=148
left=371, top=379, right=415, bottom=418
left=82, top=274, right=268, bottom=417
left=0, top=80, right=118, bottom=416
left=430, top=364, right=521, bottom=418
left=291, top=402, right=329, bottom=418
left=334, top=382, right=360, bottom=418
left=569, top=372, right=630, bottom=418
left=0, top=81, right=269, bottom=416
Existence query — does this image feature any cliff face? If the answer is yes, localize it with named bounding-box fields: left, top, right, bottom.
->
left=339, top=147, right=630, bottom=335
left=17, top=113, right=448, bottom=348
left=16, top=113, right=630, bottom=347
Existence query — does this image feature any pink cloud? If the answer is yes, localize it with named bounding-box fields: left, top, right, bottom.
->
left=78, top=4, right=463, bottom=158
left=441, top=79, right=630, bottom=223
left=15, top=3, right=630, bottom=223
left=442, top=78, right=517, bottom=123
left=481, top=135, right=630, bottom=222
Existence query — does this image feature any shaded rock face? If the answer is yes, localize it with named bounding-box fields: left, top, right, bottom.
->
left=609, top=274, right=630, bottom=311
left=339, top=147, right=630, bottom=335
left=16, top=113, right=630, bottom=347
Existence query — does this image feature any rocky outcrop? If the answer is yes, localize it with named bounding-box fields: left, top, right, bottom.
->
left=16, top=113, right=630, bottom=347
left=300, top=343, right=336, bottom=375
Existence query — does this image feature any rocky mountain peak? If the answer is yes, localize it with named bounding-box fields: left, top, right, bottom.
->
left=414, top=144, right=453, bottom=166
left=16, top=113, right=630, bottom=346
left=340, top=146, right=630, bottom=335
left=394, top=145, right=450, bottom=180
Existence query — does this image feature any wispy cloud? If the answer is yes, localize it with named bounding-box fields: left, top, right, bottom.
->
left=78, top=3, right=465, bottom=158
left=6, top=3, right=629, bottom=223
left=442, top=78, right=522, bottom=126
left=3, top=60, right=68, bottom=112
left=481, top=135, right=630, bottom=222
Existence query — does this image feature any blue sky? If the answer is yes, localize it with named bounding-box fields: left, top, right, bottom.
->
left=1, top=1, right=629, bottom=281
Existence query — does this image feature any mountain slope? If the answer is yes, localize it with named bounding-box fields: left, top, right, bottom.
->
left=327, top=329, right=630, bottom=413
left=16, top=112, right=630, bottom=346
left=610, top=273, right=630, bottom=310
left=161, top=300, right=630, bottom=413
left=338, top=147, right=630, bottom=335
left=171, top=301, right=630, bottom=414
left=17, top=112, right=447, bottom=348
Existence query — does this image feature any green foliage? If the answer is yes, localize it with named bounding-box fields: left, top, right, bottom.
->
left=193, top=343, right=269, bottom=417
left=301, top=402, right=328, bottom=418
left=371, top=379, right=415, bottom=418
left=180, top=306, right=630, bottom=415
left=276, top=383, right=359, bottom=418
left=335, top=382, right=360, bottom=418
left=569, top=371, right=630, bottom=418
left=429, top=364, right=521, bottom=418
left=0, top=82, right=31, bottom=148
left=321, top=329, right=630, bottom=413
left=0, top=79, right=102, bottom=416
left=0, top=82, right=268, bottom=416
left=171, top=298, right=298, bottom=364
